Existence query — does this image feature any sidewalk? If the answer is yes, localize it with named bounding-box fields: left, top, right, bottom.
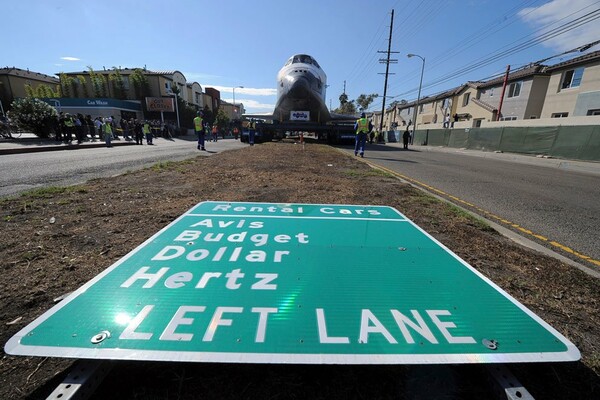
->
left=0, top=133, right=140, bottom=155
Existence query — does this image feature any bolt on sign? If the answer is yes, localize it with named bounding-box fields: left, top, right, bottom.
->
left=5, top=202, right=579, bottom=364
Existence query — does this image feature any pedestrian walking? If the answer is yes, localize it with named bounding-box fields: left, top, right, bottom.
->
left=102, top=118, right=113, bottom=147
left=353, top=112, right=372, bottom=158
left=211, top=124, right=218, bottom=142
left=403, top=127, right=410, bottom=150
left=248, top=119, right=256, bottom=146
left=143, top=120, right=153, bottom=145
left=443, top=113, right=450, bottom=128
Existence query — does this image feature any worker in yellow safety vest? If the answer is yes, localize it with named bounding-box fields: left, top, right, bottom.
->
left=353, top=112, right=372, bottom=158
left=193, top=111, right=205, bottom=150
left=142, top=121, right=153, bottom=145
left=102, top=118, right=113, bottom=148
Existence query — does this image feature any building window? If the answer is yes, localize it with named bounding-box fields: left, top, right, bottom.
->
left=508, top=82, right=522, bottom=98
left=499, top=116, right=517, bottom=121
left=561, top=67, right=584, bottom=90
left=122, top=76, right=129, bottom=90
left=165, top=81, right=171, bottom=91
left=587, top=109, right=600, bottom=116
left=462, top=92, right=470, bottom=106
left=551, top=112, right=569, bottom=118
left=419, top=104, right=424, bottom=112
left=490, top=88, right=494, bottom=97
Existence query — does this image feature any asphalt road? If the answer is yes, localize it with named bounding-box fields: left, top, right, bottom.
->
left=0, top=137, right=246, bottom=198
left=341, top=143, right=600, bottom=269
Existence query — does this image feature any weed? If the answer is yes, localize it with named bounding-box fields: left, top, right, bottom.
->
left=344, top=169, right=395, bottom=178
left=21, top=185, right=87, bottom=199
left=447, top=204, right=493, bottom=231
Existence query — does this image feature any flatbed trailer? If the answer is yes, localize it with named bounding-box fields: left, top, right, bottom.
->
left=241, top=121, right=356, bottom=144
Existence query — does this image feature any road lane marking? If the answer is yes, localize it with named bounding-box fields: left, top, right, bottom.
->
left=362, top=159, right=600, bottom=268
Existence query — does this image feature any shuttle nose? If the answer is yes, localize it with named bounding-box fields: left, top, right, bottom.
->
left=289, top=76, right=310, bottom=95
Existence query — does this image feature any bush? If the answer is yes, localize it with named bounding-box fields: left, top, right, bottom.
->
left=8, top=98, right=58, bottom=138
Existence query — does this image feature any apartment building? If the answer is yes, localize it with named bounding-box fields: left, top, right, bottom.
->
left=0, top=67, right=59, bottom=112
left=541, top=50, right=600, bottom=118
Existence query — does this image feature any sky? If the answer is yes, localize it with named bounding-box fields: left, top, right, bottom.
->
left=4, top=0, right=600, bottom=113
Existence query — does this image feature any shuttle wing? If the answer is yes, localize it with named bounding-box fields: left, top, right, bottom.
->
left=329, top=112, right=358, bottom=122
left=242, top=111, right=275, bottom=120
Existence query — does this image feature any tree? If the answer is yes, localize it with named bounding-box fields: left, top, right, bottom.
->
left=8, top=98, right=58, bottom=137
left=77, top=75, right=89, bottom=97
left=215, top=108, right=230, bottom=128
left=202, top=105, right=214, bottom=125
left=109, top=68, right=127, bottom=100
left=334, top=92, right=356, bottom=114
left=130, top=68, right=150, bottom=100
left=87, top=66, right=107, bottom=97
left=356, top=93, right=379, bottom=112
left=24, top=84, right=35, bottom=98
left=35, top=84, right=58, bottom=98
left=59, top=72, right=75, bottom=98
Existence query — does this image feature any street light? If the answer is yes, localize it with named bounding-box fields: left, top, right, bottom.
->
left=232, top=86, right=244, bottom=112
left=407, top=53, right=425, bottom=143
left=166, top=90, right=180, bottom=129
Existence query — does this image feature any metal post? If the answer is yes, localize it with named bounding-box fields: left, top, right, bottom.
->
left=233, top=86, right=243, bottom=119
left=0, top=99, right=5, bottom=117
left=174, top=93, right=180, bottom=128
left=496, top=65, right=511, bottom=121
left=408, top=54, right=425, bottom=143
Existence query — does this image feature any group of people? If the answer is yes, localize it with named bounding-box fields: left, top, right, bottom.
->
left=53, top=113, right=174, bottom=147
left=193, top=111, right=244, bottom=151
left=354, top=112, right=414, bottom=157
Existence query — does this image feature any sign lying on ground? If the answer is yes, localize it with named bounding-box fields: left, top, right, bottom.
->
left=5, top=202, right=580, bottom=364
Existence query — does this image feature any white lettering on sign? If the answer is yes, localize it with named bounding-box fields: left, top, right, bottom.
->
left=172, top=231, right=308, bottom=247
left=319, top=207, right=381, bottom=216
left=121, top=267, right=278, bottom=290
left=189, top=219, right=264, bottom=229
left=316, top=308, right=475, bottom=345
left=212, top=205, right=304, bottom=214
left=119, top=305, right=278, bottom=343
left=149, top=245, right=290, bottom=263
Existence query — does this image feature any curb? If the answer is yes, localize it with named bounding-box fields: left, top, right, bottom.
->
left=0, top=141, right=137, bottom=155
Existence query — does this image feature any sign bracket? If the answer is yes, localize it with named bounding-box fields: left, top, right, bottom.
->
left=45, top=360, right=112, bottom=400
left=486, top=364, right=535, bottom=400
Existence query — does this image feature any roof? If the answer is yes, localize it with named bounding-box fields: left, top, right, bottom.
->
left=477, top=65, right=547, bottom=89
left=0, top=67, right=59, bottom=83
left=546, top=50, right=600, bottom=72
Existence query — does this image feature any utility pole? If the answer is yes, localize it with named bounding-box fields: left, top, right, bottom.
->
left=343, top=80, right=346, bottom=94
left=496, top=65, right=511, bottom=121
left=377, top=9, right=398, bottom=143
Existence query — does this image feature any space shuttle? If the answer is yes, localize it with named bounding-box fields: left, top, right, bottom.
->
left=246, top=54, right=356, bottom=124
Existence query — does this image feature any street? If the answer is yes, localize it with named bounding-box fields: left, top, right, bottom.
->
left=0, top=137, right=246, bottom=198
left=342, top=143, right=600, bottom=269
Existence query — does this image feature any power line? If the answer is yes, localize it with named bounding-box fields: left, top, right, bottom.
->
left=391, top=7, right=600, bottom=100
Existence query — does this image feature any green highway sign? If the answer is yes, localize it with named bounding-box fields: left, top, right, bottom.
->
left=5, top=202, right=579, bottom=364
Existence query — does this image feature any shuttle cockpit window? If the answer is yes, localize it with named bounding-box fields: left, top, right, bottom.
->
left=292, top=55, right=314, bottom=65
left=284, top=57, right=293, bottom=67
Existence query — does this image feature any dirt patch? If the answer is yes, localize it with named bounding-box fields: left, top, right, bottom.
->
left=1, top=142, right=599, bottom=399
